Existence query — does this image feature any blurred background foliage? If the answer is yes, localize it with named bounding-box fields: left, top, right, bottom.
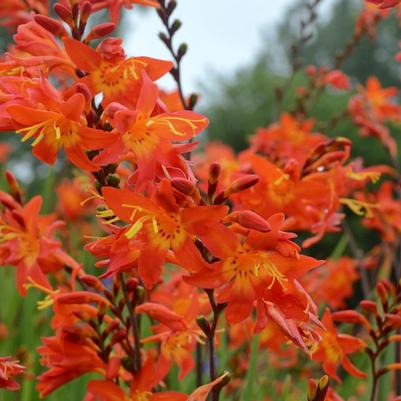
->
left=202, top=0, right=401, bottom=159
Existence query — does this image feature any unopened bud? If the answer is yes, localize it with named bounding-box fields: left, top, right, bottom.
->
left=177, top=43, right=187, bottom=60
left=171, top=178, right=195, bottom=195
left=209, top=162, right=221, bottom=185
left=126, top=278, right=138, bottom=293
left=228, top=174, right=259, bottom=193
left=34, top=15, right=67, bottom=36
left=111, top=330, right=126, bottom=345
left=360, top=300, right=378, bottom=315
left=87, top=23, right=115, bottom=41
left=79, top=274, right=104, bottom=291
left=80, top=1, right=92, bottom=23
left=332, top=310, right=371, bottom=329
left=106, top=174, right=120, bottom=187
left=171, top=19, right=182, bottom=35
left=377, top=282, right=388, bottom=308
left=135, top=286, right=145, bottom=303
left=56, top=291, right=107, bottom=305
left=54, top=3, right=73, bottom=24
left=75, top=83, right=92, bottom=102
left=226, top=211, right=271, bottom=232
left=5, top=171, right=22, bottom=204
left=188, top=92, right=198, bottom=110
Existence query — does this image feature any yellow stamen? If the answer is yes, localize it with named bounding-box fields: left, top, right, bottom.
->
left=340, top=198, right=378, bottom=218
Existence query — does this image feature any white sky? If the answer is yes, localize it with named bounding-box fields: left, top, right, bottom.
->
left=124, top=0, right=335, bottom=95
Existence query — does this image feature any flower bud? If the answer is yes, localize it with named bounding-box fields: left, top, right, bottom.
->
left=75, top=83, right=92, bottom=102
left=79, top=274, right=104, bottom=291
left=54, top=3, right=73, bottom=23
left=226, top=211, right=271, bottom=232
left=209, top=162, right=221, bottom=185
left=34, top=15, right=67, bottom=36
left=56, top=291, right=108, bottom=305
left=80, top=1, right=92, bottom=23
left=86, top=23, right=115, bottom=41
left=228, top=174, right=259, bottom=193
left=5, top=171, right=22, bottom=204
left=360, top=300, right=378, bottom=315
left=171, top=178, right=195, bottom=195
left=332, top=310, right=371, bottom=330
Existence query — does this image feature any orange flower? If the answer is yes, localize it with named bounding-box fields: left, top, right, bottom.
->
left=0, top=0, right=48, bottom=31
left=0, top=191, right=78, bottom=294
left=63, top=37, right=172, bottom=107
left=95, top=73, right=208, bottom=186
left=312, top=309, right=367, bottom=383
left=37, top=334, right=106, bottom=397
left=6, top=89, right=116, bottom=170
left=349, top=77, right=401, bottom=156
left=302, top=257, right=359, bottom=309
left=0, top=357, right=25, bottom=391
left=87, top=369, right=228, bottom=401
left=249, top=113, right=326, bottom=165
left=185, top=214, right=323, bottom=326
left=100, top=180, right=227, bottom=287
left=356, top=181, right=401, bottom=243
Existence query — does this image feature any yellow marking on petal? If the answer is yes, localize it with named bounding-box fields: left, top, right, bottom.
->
left=151, top=116, right=206, bottom=137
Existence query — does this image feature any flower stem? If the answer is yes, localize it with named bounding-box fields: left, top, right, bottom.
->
left=119, top=273, right=142, bottom=373
left=205, top=289, right=226, bottom=401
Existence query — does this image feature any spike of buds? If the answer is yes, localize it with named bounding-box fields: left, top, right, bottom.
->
left=34, top=15, right=67, bottom=36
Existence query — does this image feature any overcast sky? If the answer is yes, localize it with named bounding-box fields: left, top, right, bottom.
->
left=124, top=0, right=335, bottom=94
